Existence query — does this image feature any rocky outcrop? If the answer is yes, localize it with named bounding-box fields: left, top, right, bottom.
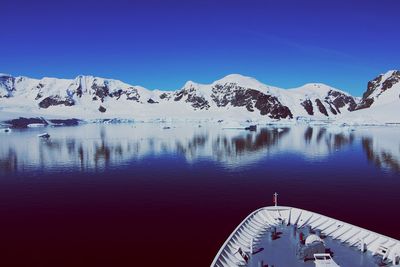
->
left=125, top=87, right=141, bottom=102
left=325, top=90, right=357, bottom=112
left=39, top=96, right=75, bottom=108
left=48, top=119, right=81, bottom=126
left=72, top=77, right=141, bottom=103
left=147, top=98, right=159, bottom=104
left=0, top=74, right=15, bottom=98
left=75, top=83, right=83, bottom=97
left=315, top=99, right=328, bottom=116
left=173, top=84, right=210, bottom=110
left=356, top=75, right=382, bottom=110
left=4, top=117, right=48, bottom=128
left=381, top=71, right=400, bottom=92
left=91, top=83, right=109, bottom=102
left=356, top=98, right=374, bottom=110
left=98, top=105, right=107, bottom=113
left=301, top=100, right=314, bottom=115
left=356, top=70, right=400, bottom=110
left=299, top=88, right=357, bottom=117
left=211, top=83, right=292, bottom=119
left=159, top=92, right=172, bottom=100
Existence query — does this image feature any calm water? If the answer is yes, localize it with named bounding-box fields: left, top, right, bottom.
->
left=0, top=123, right=399, bottom=267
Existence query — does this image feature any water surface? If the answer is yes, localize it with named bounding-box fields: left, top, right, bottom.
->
left=0, top=124, right=399, bottom=266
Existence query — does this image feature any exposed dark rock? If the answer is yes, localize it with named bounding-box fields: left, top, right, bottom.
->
left=126, top=87, right=140, bottom=102
left=315, top=99, right=328, bottom=116
left=211, top=84, right=292, bottom=119
left=0, top=74, right=15, bottom=97
left=246, top=103, right=254, bottom=112
left=173, top=86, right=210, bottom=110
left=126, top=95, right=139, bottom=101
left=356, top=77, right=381, bottom=110
left=381, top=70, right=400, bottom=92
left=39, top=96, right=75, bottom=109
left=245, top=125, right=257, bottom=131
left=35, top=93, right=43, bottom=100
left=211, top=84, right=236, bottom=107
left=366, top=75, right=383, bottom=99
left=357, top=98, right=374, bottom=110
left=98, top=106, right=107, bottom=113
left=356, top=71, right=400, bottom=110
left=186, top=95, right=209, bottom=109
left=254, top=92, right=292, bottom=119
left=91, top=81, right=109, bottom=102
left=159, top=93, right=171, bottom=100
left=326, top=101, right=338, bottom=115
left=147, top=98, right=159, bottom=104
left=4, top=117, right=48, bottom=128
left=49, top=119, right=81, bottom=126
left=174, top=91, right=184, bottom=101
left=299, top=90, right=356, bottom=117
left=301, top=99, right=314, bottom=115
left=109, top=89, right=124, bottom=100
left=76, top=84, right=83, bottom=97
left=34, top=82, right=44, bottom=100
left=326, top=90, right=357, bottom=112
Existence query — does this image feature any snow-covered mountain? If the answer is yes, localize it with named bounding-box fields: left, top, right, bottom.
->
left=338, top=70, right=400, bottom=124
left=356, top=70, right=400, bottom=110
left=0, top=70, right=398, bottom=123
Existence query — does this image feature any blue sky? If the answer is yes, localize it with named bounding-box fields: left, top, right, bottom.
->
left=1, top=0, right=399, bottom=95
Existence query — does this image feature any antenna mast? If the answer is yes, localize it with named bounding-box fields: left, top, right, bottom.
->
left=273, top=192, right=278, bottom=207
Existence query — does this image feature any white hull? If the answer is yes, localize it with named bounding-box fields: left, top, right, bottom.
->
left=211, top=206, right=400, bottom=267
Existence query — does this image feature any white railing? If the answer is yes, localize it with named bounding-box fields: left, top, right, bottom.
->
left=211, top=206, right=400, bottom=267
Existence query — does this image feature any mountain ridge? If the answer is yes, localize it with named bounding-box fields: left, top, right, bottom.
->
left=0, top=71, right=399, bottom=124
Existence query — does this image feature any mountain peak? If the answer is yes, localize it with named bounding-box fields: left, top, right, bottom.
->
left=214, top=74, right=258, bottom=84
left=293, top=83, right=348, bottom=95
left=212, top=74, right=273, bottom=92
left=75, top=74, right=94, bottom=80
left=183, top=80, right=199, bottom=88
left=372, top=70, right=400, bottom=85
left=383, top=69, right=399, bottom=76
left=355, top=70, right=400, bottom=110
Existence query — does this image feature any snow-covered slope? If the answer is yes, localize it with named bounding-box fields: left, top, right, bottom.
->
left=0, top=71, right=396, bottom=124
left=287, top=83, right=356, bottom=118
left=339, top=70, right=400, bottom=125
left=356, top=70, right=400, bottom=109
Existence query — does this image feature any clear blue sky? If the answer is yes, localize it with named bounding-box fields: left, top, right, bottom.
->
left=1, top=0, right=399, bottom=95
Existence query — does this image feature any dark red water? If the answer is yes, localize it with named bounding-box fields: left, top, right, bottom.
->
left=0, top=126, right=399, bottom=266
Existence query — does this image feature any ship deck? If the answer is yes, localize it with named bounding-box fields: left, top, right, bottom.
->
left=249, top=224, right=379, bottom=266
left=211, top=206, right=400, bottom=267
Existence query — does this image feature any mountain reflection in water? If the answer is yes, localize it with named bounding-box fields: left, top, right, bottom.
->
left=0, top=123, right=399, bottom=267
left=0, top=124, right=398, bottom=173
